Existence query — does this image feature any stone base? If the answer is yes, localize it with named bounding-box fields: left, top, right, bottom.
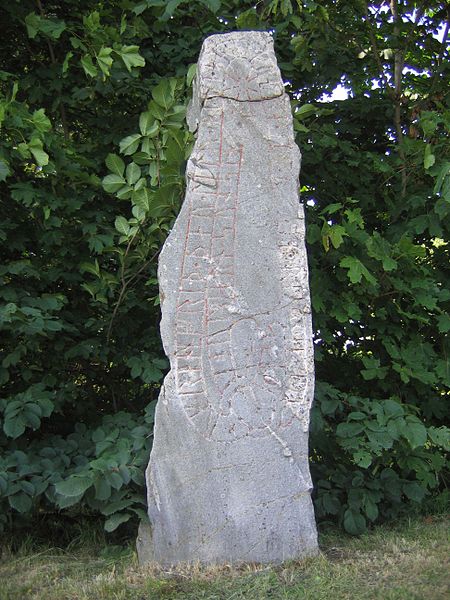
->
left=136, top=520, right=154, bottom=565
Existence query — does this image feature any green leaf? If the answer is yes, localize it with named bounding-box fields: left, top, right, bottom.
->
left=340, top=256, right=376, bottom=285
left=402, top=419, right=427, bottom=449
left=62, top=51, right=73, bottom=74
left=336, top=422, right=365, bottom=437
left=0, top=475, right=8, bottom=495
left=437, top=314, right=450, bottom=333
left=94, top=478, right=111, bottom=501
left=141, top=364, right=163, bottom=383
left=37, top=17, right=66, bottom=39
left=320, top=397, right=340, bottom=416
left=420, top=111, right=441, bottom=137
left=0, top=160, right=11, bottom=182
left=126, top=162, right=141, bottom=185
left=343, top=508, right=366, bottom=535
left=139, top=112, right=159, bottom=136
left=117, top=45, right=145, bottom=72
left=382, top=257, right=397, bottom=271
left=104, top=512, right=131, bottom=532
left=403, top=482, right=425, bottom=502
left=5, top=400, right=23, bottom=417
left=322, top=493, right=340, bottom=515
left=25, top=14, right=66, bottom=40
left=2, top=349, right=21, bottom=368
left=28, top=138, right=49, bottom=166
left=118, top=466, right=131, bottom=485
left=116, top=185, right=133, bottom=200
left=132, top=187, right=151, bottom=213
left=162, top=0, right=185, bottom=20
left=25, top=13, right=40, bottom=38
left=147, top=100, right=166, bottom=121
left=201, top=0, right=221, bottom=12
left=152, top=79, right=175, bottom=110
left=323, top=203, right=343, bottom=215
left=26, top=412, right=40, bottom=429
left=361, top=356, right=388, bottom=381
left=3, top=416, right=26, bottom=439
left=387, top=419, right=401, bottom=440
left=108, top=471, right=124, bottom=490
left=55, top=476, right=93, bottom=497
left=96, top=47, right=113, bottom=77
left=39, top=397, right=54, bottom=417
left=81, top=55, right=98, bottom=78
left=354, top=451, right=372, bottom=468
left=295, top=103, right=316, bottom=120
left=433, top=162, right=450, bottom=195
left=132, top=204, right=146, bottom=221
left=17, top=142, right=31, bottom=159
left=186, top=63, right=197, bottom=87
left=348, top=411, right=366, bottom=421
left=129, top=360, right=142, bottom=378
left=92, top=428, right=105, bottom=443
left=32, top=108, right=51, bottom=133
left=9, top=492, right=32, bottom=513
left=424, top=144, right=435, bottom=170
left=57, top=492, right=84, bottom=509
left=428, top=426, right=450, bottom=450
left=366, top=429, right=394, bottom=450
left=80, top=261, right=100, bottom=276
left=105, top=154, right=125, bottom=177
left=384, top=399, right=404, bottom=418
left=83, top=11, right=100, bottom=31
left=115, top=216, right=130, bottom=236
left=102, top=174, right=126, bottom=193
left=101, top=499, right=133, bottom=516
left=344, top=207, right=364, bottom=228
left=119, top=134, right=142, bottom=156
left=26, top=401, right=42, bottom=417
left=364, top=496, right=379, bottom=522
left=348, top=487, right=364, bottom=509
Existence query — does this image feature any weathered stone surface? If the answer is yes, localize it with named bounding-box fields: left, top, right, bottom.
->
left=136, top=520, right=154, bottom=565
left=143, top=31, right=318, bottom=566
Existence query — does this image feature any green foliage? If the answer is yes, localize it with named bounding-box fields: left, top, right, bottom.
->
left=312, top=385, right=448, bottom=533
left=0, top=0, right=449, bottom=537
left=1, top=407, right=155, bottom=531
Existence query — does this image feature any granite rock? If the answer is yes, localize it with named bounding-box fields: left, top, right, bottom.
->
left=142, top=31, right=318, bottom=566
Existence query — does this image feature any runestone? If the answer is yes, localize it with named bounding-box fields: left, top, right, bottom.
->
left=141, top=31, right=318, bottom=566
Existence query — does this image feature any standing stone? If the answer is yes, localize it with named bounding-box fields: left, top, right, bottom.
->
left=142, top=31, right=318, bottom=566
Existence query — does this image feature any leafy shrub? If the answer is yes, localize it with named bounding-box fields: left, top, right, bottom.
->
left=311, top=384, right=449, bottom=534
left=0, top=405, right=154, bottom=532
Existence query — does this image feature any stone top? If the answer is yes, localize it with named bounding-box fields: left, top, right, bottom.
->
left=187, top=31, right=284, bottom=131
left=196, top=31, right=284, bottom=101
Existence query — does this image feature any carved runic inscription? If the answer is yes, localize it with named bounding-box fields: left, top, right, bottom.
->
left=174, top=99, right=312, bottom=442
left=143, top=31, right=318, bottom=567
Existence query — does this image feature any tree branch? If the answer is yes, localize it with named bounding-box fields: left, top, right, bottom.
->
left=363, top=2, right=391, bottom=92
left=430, top=7, right=450, bottom=93
left=390, top=0, right=407, bottom=198
left=35, top=0, right=69, bottom=139
left=106, top=242, right=160, bottom=345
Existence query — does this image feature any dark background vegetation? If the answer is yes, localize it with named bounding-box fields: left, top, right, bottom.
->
left=0, top=0, right=448, bottom=540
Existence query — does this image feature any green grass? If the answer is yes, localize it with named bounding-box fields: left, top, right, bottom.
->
left=0, top=514, right=448, bottom=600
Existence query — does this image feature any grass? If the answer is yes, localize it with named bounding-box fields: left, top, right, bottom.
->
left=0, top=514, right=448, bottom=600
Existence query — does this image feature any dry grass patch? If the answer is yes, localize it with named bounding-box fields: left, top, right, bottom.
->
left=0, top=514, right=448, bottom=600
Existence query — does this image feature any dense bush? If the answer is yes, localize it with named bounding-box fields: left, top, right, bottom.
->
left=0, top=0, right=448, bottom=536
